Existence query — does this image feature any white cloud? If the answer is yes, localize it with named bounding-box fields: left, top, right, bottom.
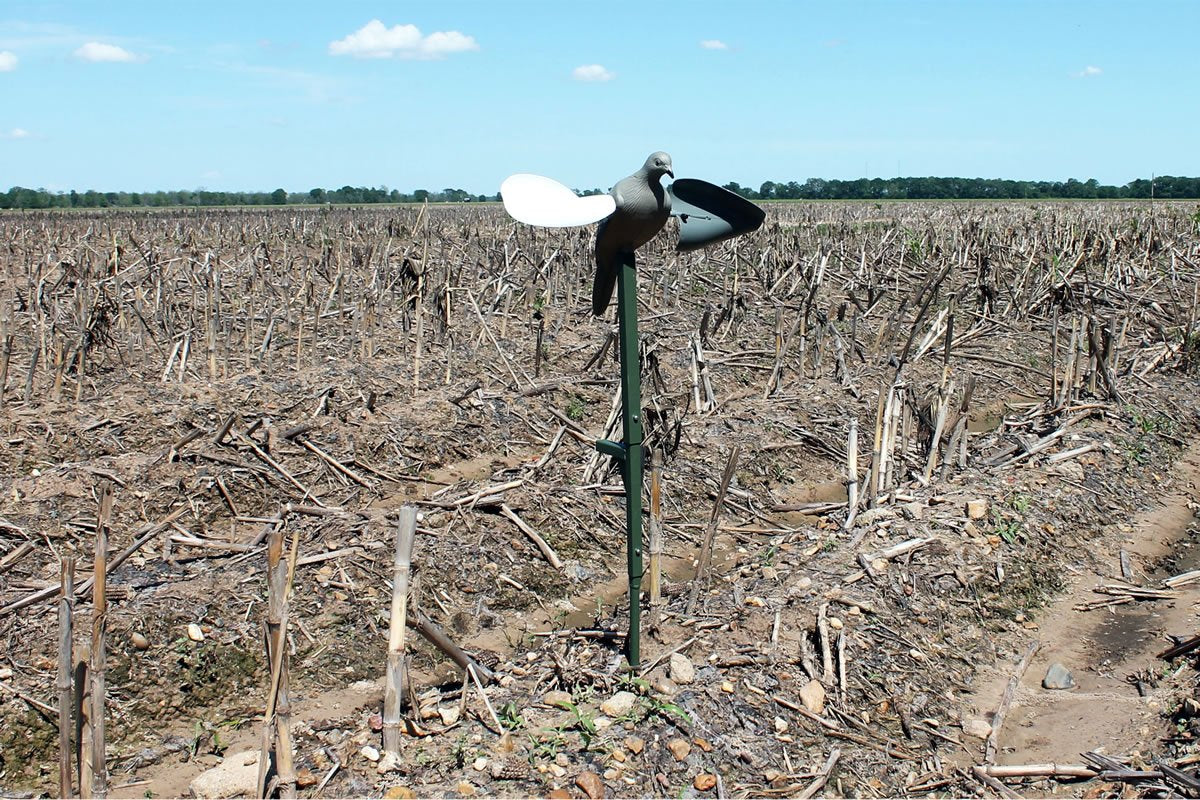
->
left=572, top=64, right=614, bottom=82
left=1075, top=65, right=1102, bottom=78
left=699, top=39, right=728, bottom=50
left=0, top=50, right=17, bottom=71
left=74, top=42, right=140, bottom=62
left=3, top=128, right=30, bottom=139
left=329, top=20, right=478, bottom=59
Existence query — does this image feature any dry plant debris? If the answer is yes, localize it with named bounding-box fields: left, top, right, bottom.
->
left=0, top=199, right=1198, bottom=798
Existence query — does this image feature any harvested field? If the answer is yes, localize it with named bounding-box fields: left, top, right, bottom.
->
left=2, top=200, right=1200, bottom=798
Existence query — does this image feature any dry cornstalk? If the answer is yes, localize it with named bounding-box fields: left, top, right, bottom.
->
left=89, top=483, right=112, bottom=799
left=648, top=448, right=663, bottom=607
left=979, top=764, right=1098, bottom=779
left=58, top=556, right=75, bottom=800
left=383, top=507, right=417, bottom=757
left=257, top=524, right=299, bottom=799
left=842, top=417, right=859, bottom=530
left=686, top=445, right=741, bottom=614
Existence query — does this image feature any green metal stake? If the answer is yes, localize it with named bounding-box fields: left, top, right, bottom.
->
left=594, top=251, right=644, bottom=668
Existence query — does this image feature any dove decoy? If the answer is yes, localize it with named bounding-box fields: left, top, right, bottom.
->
left=591, top=151, right=674, bottom=315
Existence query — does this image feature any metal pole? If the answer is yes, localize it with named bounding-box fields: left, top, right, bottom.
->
left=595, top=251, right=644, bottom=667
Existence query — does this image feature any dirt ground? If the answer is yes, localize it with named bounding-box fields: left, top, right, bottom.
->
left=1, top=200, right=1199, bottom=799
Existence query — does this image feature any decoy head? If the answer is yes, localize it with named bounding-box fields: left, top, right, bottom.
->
left=642, top=151, right=674, bottom=180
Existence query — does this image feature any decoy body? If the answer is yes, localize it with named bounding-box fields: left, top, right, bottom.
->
left=499, top=152, right=765, bottom=314
left=591, top=152, right=674, bottom=315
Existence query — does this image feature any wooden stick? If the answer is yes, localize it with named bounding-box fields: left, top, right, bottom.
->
left=797, top=749, right=841, bottom=800
left=383, top=508, right=417, bottom=757
left=58, top=556, right=75, bottom=800
left=971, top=766, right=1023, bottom=800
left=985, top=640, right=1039, bottom=764
left=817, top=603, right=834, bottom=683
left=407, top=612, right=494, bottom=683
left=297, top=439, right=370, bottom=487
left=499, top=504, right=562, bottom=570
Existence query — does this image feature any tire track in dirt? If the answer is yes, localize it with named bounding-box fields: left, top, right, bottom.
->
left=963, top=438, right=1200, bottom=781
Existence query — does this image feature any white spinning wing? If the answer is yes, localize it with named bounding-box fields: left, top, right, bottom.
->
left=500, top=173, right=616, bottom=227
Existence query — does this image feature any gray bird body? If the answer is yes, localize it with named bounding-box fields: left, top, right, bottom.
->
left=592, top=152, right=673, bottom=315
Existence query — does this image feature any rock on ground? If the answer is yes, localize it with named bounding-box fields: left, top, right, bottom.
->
left=188, top=750, right=260, bottom=799
left=668, top=652, right=696, bottom=685
left=1043, top=662, right=1076, bottom=690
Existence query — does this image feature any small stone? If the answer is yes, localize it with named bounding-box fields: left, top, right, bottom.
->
left=667, top=738, right=691, bottom=761
left=962, top=718, right=993, bottom=740
left=901, top=502, right=925, bottom=520
left=368, top=713, right=384, bottom=731
left=0, top=667, right=12, bottom=680
left=383, top=787, right=416, bottom=800
left=376, top=752, right=401, bottom=774
left=762, top=566, right=778, bottom=580
left=693, top=738, right=713, bottom=752
left=611, top=749, right=627, bottom=763
left=828, top=617, right=844, bottom=630
left=773, top=716, right=788, bottom=733
left=361, top=745, right=380, bottom=762
left=720, top=681, right=734, bottom=693
left=555, top=753, right=571, bottom=767
left=624, top=736, right=644, bottom=755
left=798, top=679, right=826, bottom=714
left=745, top=596, right=766, bottom=607
left=668, top=653, right=695, bottom=685
left=856, top=507, right=894, bottom=526
left=473, top=756, right=489, bottom=771
left=455, top=780, right=476, bottom=797
left=602, top=768, right=619, bottom=780
left=1051, top=460, right=1085, bottom=481
left=694, top=774, right=717, bottom=791
left=543, top=690, right=573, bottom=709
left=601, top=690, right=638, bottom=717
left=1043, top=662, right=1076, bottom=690
left=296, top=768, right=318, bottom=788
left=188, top=750, right=260, bottom=799
left=652, top=677, right=678, bottom=696
left=439, top=706, right=461, bottom=726
left=131, top=632, right=150, bottom=650
left=548, top=790, right=572, bottom=800
left=186, top=623, right=205, bottom=642
left=966, top=499, right=988, bottom=519
left=575, top=770, right=605, bottom=799
left=551, top=764, right=567, bottom=778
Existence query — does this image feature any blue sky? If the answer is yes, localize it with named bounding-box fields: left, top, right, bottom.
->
left=2, top=1, right=1197, bottom=194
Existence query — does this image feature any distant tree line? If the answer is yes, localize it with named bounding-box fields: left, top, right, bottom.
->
left=721, top=175, right=1200, bottom=201
left=4, top=176, right=1200, bottom=210
left=0, top=185, right=496, bottom=210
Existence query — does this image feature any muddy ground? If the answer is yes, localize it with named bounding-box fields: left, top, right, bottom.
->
left=1, top=200, right=1199, bottom=798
